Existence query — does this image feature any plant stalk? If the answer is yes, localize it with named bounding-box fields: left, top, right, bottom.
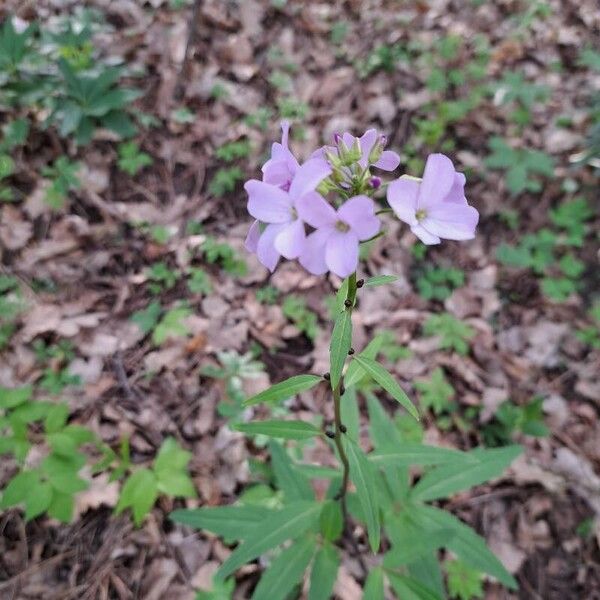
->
left=332, top=272, right=357, bottom=514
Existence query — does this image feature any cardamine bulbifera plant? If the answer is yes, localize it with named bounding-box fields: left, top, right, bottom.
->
left=171, top=123, right=520, bottom=600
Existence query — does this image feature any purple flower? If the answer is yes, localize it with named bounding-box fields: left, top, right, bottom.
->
left=261, top=120, right=299, bottom=191
left=386, top=154, right=479, bottom=245
left=313, top=128, right=400, bottom=172
left=297, top=195, right=380, bottom=278
left=244, top=158, right=331, bottom=271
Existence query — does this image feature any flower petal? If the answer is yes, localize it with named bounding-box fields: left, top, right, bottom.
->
left=410, top=224, right=441, bottom=245
left=274, top=219, right=306, bottom=259
left=288, top=158, right=331, bottom=200
left=325, top=230, right=359, bottom=278
left=310, top=145, right=335, bottom=161
left=444, top=172, right=467, bottom=204
left=341, top=132, right=356, bottom=148
left=358, top=129, right=378, bottom=168
left=256, top=223, right=285, bottom=272
left=337, top=195, right=380, bottom=241
left=245, top=180, right=292, bottom=223
left=374, top=150, right=400, bottom=171
left=296, top=191, right=337, bottom=228
left=299, top=228, right=331, bottom=275
left=245, top=220, right=260, bottom=253
left=387, top=176, right=420, bottom=226
left=262, top=156, right=296, bottom=188
left=419, top=153, right=456, bottom=209
left=421, top=203, right=479, bottom=240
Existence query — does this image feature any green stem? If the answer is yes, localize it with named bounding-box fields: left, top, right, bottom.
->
left=332, top=272, right=357, bottom=511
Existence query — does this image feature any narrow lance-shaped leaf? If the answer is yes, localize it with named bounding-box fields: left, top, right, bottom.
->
left=363, top=566, right=385, bottom=600
left=370, top=444, right=477, bottom=468
left=233, top=420, right=322, bottom=440
left=344, top=333, right=385, bottom=388
left=352, top=354, right=419, bottom=420
left=365, top=275, right=398, bottom=287
left=329, top=309, right=352, bottom=390
left=387, top=573, right=443, bottom=600
left=412, top=504, right=517, bottom=589
left=216, top=501, right=321, bottom=580
left=410, top=445, right=522, bottom=501
left=251, top=534, right=316, bottom=600
left=243, top=374, right=322, bottom=407
left=308, top=542, right=340, bottom=600
left=346, top=438, right=380, bottom=553
left=170, top=504, right=271, bottom=539
left=270, top=440, right=314, bottom=502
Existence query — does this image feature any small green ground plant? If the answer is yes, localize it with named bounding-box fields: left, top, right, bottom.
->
left=0, top=385, right=195, bottom=524
left=496, top=197, right=592, bottom=301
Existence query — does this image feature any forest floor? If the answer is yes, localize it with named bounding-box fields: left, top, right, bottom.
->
left=0, top=0, right=599, bottom=598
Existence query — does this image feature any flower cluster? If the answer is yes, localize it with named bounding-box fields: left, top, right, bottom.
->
left=244, top=122, right=479, bottom=278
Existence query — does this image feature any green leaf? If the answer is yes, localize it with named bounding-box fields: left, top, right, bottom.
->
left=352, top=355, right=419, bottom=420
left=308, top=542, right=339, bottom=600
left=195, top=578, right=235, bottom=600
left=156, top=470, right=196, bottom=497
left=366, top=393, right=410, bottom=500
left=446, top=559, right=484, bottom=600
left=346, top=438, right=380, bottom=552
left=344, top=333, right=386, bottom=388
left=340, top=386, right=360, bottom=439
left=384, top=523, right=453, bottom=568
left=153, top=305, right=191, bottom=345
left=412, top=504, right=517, bottom=589
left=335, top=279, right=350, bottom=312
left=411, top=445, right=522, bottom=501
left=170, top=504, right=271, bottom=539
left=116, top=468, right=158, bottom=526
left=233, top=420, right=322, bottom=440
left=131, top=301, right=162, bottom=334
left=25, top=481, right=53, bottom=520
left=154, top=437, right=192, bottom=474
left=365, top=275, right=398, bottom=287
left=387, top=572, right=442, bottom=600
left=422, top=314, right=474, bottom=355
left=47, top=432, right=78, bottom=457
left=243, top=374, right=322, bottom=407
left=414, top=368, right=455, bottom=415
left=363, top=566, right=385, bottom=600
left=47, top=491, right=74, bottom=523
left=319, top=500, right=343, bottom=542
left=270, top=441, right=314, bottom=501
left=41, top=454, right=88, bottom=493
left=0, top=385, right=32, bottom=409
left=0, top=470, right=39, bottom=508
left=329, top=309, right=352, bottom=389
left=217, top=501, right=321, bottom=580
left=370, top=444, right=475, bottom=468
left=44, top=403, right=70, bottom=433
left=541, top=277, right=576, bottom=301
left=251, top=534, right=316, bottom=600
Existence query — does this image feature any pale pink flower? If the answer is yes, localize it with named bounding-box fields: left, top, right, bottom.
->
left=387, top=154, right=479, bottom=245
left=297, top=195, right=380, bottom=278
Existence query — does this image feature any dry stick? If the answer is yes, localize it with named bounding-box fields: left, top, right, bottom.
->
left=173, top=0, right=203, bottom=102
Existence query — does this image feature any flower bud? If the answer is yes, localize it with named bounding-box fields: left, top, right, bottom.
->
left=370, top=176, right=381, bottom=189
left=368, top=134, right=387, bottom=165
left=325, top=150, right=343, bottom=169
